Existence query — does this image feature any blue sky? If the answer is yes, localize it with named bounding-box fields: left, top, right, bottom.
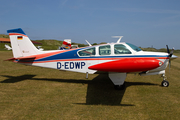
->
left=0, top=0, right=180, bottom=49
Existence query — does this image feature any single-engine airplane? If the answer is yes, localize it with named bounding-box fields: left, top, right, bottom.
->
left=6, top=28, right=178, bottom=90
left=5, top=44, right=12, bottom=50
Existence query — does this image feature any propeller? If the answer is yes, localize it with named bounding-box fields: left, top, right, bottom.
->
left=166, top=45, right=174, bottom=58
left=161, top=45, right=177, bottom=86
left=166, top=45, right=175, bottom=77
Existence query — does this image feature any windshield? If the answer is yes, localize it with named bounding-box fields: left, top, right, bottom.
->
left=126, top=43, right=142, bottom=52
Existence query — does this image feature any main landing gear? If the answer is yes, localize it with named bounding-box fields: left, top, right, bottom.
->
left=108, top=72, right=127, bottom=90
left=161, top=74, right=169, bottom=87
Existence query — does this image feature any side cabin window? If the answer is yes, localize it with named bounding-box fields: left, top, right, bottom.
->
left=114, top=44, right=131, bottom=54
left=99, top=45, right=111, bottom=55
left=78, top=47, right=95, bottom=56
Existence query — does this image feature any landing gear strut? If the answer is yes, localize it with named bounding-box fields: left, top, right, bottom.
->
left=161, top=74, right=169, bottom=87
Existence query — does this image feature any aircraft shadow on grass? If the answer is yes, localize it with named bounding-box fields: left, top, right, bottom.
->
left=1, top=75, right=36, bottom=83
left=1, top=74, right=158, bottom=106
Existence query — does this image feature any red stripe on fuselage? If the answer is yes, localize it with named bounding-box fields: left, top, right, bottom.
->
left=16, top=57, right=168, bottom=64
left=9, top=33, right=28, bottom=37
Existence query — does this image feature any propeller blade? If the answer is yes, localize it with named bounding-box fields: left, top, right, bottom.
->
left=166, top=45, right=170, bottom=54
left=166, top=45, right=176, bottom=80
left=169, top=48, right=174, bottom=57
left=166, top=45, right=174, bottom=58
left=169, top=60, right=171, bottom=71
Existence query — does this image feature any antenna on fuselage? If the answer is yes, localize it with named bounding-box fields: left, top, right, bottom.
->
left=112, top=36, right=123, bottom=43
left=85, top=40, right=92, bottom=46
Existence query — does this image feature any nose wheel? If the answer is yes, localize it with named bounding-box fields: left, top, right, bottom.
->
left=161, top=80, right=169, bottom=87
left=161, top=74, right=169, bottom=87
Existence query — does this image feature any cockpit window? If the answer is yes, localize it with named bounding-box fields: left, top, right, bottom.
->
left=114, top=44, right=131, bottom=54
left=126, top=43, right=142, bottom=52
left=78, top=47, right=95, bottom=56
left=99, top=45, right=111, bottom=55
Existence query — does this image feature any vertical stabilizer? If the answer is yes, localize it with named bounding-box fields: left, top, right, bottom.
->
left=7, top=28, right=41, bottom=58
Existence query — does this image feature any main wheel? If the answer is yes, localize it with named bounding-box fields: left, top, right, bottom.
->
left=161, top=80, right=169, bottom=87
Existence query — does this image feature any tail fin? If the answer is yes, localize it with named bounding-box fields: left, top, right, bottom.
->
left=59, top=39, right=72, bottom=50
left=7, top=28, right=41, bottom=58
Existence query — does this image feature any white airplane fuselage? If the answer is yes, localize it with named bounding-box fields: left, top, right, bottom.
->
left=15, top=42, right=169, bottom=75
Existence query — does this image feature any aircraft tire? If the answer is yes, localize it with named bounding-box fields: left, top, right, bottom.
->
left=161, top=80, right=169, bottom=87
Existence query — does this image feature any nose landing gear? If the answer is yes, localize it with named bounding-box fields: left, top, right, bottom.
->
left=161, top=74, right=169, bottom=87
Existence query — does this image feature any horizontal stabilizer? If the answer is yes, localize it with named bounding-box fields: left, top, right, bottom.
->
left=5, top=58, right=16, bottom=61
left=5, top=56, right=36, bottom=61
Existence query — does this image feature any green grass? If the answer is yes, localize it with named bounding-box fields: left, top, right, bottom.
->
left=0, top=51, right=180, bottom=120
left=0, top=34, right=9, bottom=38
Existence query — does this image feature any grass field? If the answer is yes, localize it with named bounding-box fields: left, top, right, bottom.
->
left=0, top=51, right=180, bottom=120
